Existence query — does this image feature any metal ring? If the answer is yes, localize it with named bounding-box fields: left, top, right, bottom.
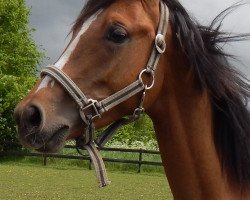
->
left=139, top=69, right=155, bottom=90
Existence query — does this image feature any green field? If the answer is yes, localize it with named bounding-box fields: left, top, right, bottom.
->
left=0, top=161, right=172, bottom=200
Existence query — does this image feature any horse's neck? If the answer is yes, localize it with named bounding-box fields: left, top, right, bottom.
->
left=147, top=55, right=243, bottom=199
left=150, top=92, right=232, bottom=199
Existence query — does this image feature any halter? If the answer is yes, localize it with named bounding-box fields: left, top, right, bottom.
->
left=41, top=1, right=169, bottom=187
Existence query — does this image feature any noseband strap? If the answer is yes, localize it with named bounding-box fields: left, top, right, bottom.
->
left=41, top=1, right=169, bottom=187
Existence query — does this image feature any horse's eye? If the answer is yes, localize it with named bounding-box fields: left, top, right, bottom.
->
left=106, top=25, right=128, bottom=44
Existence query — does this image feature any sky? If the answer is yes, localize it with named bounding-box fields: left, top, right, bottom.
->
left=25, top=0, right=250, bottom=78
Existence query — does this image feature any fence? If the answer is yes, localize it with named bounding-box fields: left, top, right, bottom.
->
left=0, top=145, right=162, bottom=173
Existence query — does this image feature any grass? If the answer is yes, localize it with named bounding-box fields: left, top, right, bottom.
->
left=0, top=160, right=173, bottom=200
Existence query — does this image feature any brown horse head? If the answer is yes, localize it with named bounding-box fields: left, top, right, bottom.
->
left=14, top=0, right=167, bottom=153
left=14, top=0, right=250, bottom=198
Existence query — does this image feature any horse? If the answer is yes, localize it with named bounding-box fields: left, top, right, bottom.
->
left=14, top=0, right=250, bottom=199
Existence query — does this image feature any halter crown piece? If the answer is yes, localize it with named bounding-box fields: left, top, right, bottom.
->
left=41, top=1, right=169, bottom=188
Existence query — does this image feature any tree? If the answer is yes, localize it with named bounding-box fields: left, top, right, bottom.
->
left=0, top=0, right=44, bottom=151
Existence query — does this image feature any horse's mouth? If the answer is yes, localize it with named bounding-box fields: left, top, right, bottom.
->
left=35, top=125, right=70, bottom=153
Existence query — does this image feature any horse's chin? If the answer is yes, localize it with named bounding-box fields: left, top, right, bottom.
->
left=36, top=126, right=70, bottom=153
left=19, top=125, right=70, bottom=153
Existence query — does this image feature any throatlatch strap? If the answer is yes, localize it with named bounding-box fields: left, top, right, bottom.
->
left=95, top=118, right=135, bottom=147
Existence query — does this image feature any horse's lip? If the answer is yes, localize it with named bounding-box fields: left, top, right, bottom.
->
left=36, top=126, right=69, bottom=152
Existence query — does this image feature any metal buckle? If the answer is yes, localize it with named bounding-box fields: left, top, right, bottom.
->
left=80, top=99, right=101, bottom=121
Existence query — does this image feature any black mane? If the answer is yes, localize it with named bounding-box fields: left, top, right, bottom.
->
left=74, top=0, right=250, bottom=188
left=163, top=0, right=250, bottom=188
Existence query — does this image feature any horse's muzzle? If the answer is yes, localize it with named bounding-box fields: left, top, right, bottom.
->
left=14, top=104, right=43, bottom=146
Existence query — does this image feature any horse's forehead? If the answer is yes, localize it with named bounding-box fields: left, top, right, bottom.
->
left=104, top=0, right=156, bottom=22
left=109, top=0, right=144, bottom=12
left=99, top=0, right=158, bottom=33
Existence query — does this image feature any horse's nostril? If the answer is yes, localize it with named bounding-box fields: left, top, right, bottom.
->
left=23, top=106, right=42, bottom=129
